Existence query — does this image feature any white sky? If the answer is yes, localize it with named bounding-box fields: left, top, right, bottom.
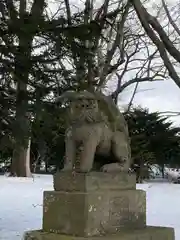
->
left=119, top=79, right=180, bottom=125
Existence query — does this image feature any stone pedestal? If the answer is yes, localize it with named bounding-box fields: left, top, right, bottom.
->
left=23, top=172, right=175, bottom=240
left=44, top=172, right=145, bottom=236
left=24, top=227, right=174, bottom=240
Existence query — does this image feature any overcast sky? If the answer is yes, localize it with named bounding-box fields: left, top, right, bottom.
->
left=118, top=80, right=180, bottom=125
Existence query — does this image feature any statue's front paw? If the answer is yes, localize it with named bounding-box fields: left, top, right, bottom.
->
left=61, top=165, right=73, bottom=172
left=77, top=166, right=92, bottom=173
left=100, top=163, right=123, bottom=173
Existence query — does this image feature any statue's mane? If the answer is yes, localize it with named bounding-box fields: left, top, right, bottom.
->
left=56, top=90, right=127, bottom=133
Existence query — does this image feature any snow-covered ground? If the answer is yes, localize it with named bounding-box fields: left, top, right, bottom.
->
left=0, top=174, right=180, bottom=240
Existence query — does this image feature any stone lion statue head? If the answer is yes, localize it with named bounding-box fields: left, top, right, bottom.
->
left=55, top=90, right=108, bottom=125
left=55, top=90, right=129, bottom=137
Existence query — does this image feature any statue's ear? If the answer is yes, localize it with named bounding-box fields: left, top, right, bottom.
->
left=55, top=91, right=78, bottom=103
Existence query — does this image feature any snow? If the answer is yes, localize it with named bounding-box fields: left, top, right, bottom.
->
left=0, top=174, right=180, bottom=239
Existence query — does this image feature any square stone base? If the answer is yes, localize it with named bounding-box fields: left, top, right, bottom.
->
left=43, top=189, right=146, bottom=236
left=53, top=172, right=136, bottom=192
left=23, top=226, right=175, bottom=240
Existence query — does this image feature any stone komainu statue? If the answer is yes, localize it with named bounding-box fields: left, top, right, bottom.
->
left=56, top=90, right=131, bottom=173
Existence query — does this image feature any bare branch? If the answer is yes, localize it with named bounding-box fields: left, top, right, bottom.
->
left=127, top=82, right=139, bottom=112
left=19, top=0, right=26, bottom=16
left=5, top=0, right=18, bottom=20
left=117, top=76, right=163, bottom=94
left=98, top=3, right=130, bottom=87
left=162, top=0, right=180, bottom=37
left=64, top=0, right=71, bottom=25
left=30, top=0, right=45, bottom=18
left=131, top=0, right=180, bottom=88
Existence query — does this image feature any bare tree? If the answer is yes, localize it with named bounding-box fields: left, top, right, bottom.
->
left=46, top=0, right=134, bottom=90
left=130, top=0, right=180, bottom=89
left=101, top=9, right=168, bottom=107
left=51, top=0, right=168, bottom=103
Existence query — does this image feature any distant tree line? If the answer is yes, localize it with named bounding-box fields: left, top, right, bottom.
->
left=125, top=107, right=180, bottom=182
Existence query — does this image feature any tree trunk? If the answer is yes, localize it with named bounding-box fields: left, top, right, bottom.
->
left=9, top=0, right=46, bottom=177
left=135, top=166, right=141, bottom=183
left=161, top=164, right=165, bottom=178
left=11, top=139, right=32, bottom=177
left=45, top=160, right=49, bottom=173
left=136, top=162, right=144, bottom=183
left=11, top=36, right=33, bottom=177
left=11, top=78, right=32, bottom=177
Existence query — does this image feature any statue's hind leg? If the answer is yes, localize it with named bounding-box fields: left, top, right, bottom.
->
left=111, top=131, right=131, bottom=171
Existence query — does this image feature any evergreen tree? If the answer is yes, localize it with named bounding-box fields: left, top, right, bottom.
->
left=125, top=107, right=180, bottom=181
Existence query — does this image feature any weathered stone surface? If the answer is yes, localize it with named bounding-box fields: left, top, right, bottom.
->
left=43, top=189, right=146, bottom=237
left=23, top=226, right=175, bottom=240
left=53, top=172, right=136, bottom=192
left=58, top=90, right=131, bottom=173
